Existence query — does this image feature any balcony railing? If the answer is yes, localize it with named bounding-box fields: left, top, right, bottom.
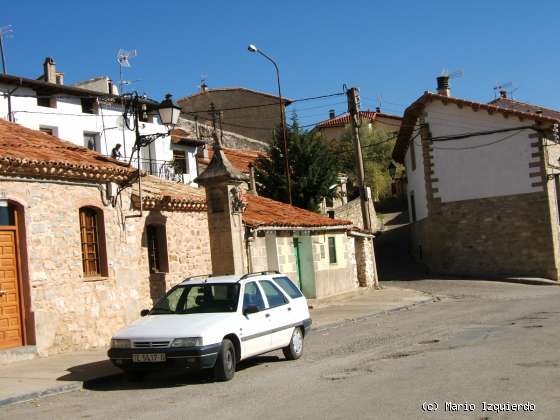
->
left=104, top=155, right=186, bottom=182
left=139, top=158, right=185, bottom=183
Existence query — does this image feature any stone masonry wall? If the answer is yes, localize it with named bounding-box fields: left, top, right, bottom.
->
left=1, top=180, right=211, bottom=355
left=414, top=191, right=559, bottom=280
left=333, top=198, right=379, bottom=231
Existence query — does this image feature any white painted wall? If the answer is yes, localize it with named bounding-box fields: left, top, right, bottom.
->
left=0, top=82, right=198, bottom=184
left=426, top=101, right=541, bottom=202
left=404, top=131, right=428, bottom=221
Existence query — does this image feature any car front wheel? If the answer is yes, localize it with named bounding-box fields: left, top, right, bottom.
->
left=214, top=338, right=236, bottom=381
left=283, top=327, right=304, bottom=360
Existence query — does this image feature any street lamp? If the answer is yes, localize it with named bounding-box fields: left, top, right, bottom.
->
left=247, top=44, right=292, bottom=205
left=157, top=94, right=181, bottom=127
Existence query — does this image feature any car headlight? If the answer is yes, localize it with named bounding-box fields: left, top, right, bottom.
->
left=111, top=339, right=131, bottom=349
left=171, top=337, right=203, bottom=347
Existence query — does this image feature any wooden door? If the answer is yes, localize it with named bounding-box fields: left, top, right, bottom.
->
left=0, top=229, right=23, bottom=349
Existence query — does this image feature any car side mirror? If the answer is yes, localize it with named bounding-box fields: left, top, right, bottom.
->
left=243, top=305, right=259, bottom=316
left=140, top=309, right=150, bottom=317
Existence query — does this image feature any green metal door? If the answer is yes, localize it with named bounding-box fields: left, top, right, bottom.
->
left=293, top=238, right=303, bottom=289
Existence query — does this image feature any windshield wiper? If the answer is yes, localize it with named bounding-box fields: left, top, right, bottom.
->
left=151, top=308, right=174, bottom=315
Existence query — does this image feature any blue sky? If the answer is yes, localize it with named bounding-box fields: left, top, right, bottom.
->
left=3, top=1, right=560, bottom=126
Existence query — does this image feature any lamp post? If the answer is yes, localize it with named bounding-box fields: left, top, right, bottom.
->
left=247, top=44, right=292, bottom=205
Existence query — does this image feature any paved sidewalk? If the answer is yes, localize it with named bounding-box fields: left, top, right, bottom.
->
left=0, top=285, right=430, bottom=407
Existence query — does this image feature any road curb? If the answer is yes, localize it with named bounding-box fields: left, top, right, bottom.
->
left=0, top=382, right=82, bottom=407
left=312, top=293, right=435, bottom=331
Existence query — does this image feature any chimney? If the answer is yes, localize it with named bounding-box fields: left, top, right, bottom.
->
left=375, top=106, right=381, bottom=113
left=329, top=109, right=335, bottom=119
left=200, top=82, right=208, bottom=93
left=43, top=57, right=57, bottom=84
left=499, top=90, right=507, bottom=99
left=436, top=75, right=450, bottom=97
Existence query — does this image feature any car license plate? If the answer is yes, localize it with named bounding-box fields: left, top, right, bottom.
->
left=132, top=353, right=166, bottom=363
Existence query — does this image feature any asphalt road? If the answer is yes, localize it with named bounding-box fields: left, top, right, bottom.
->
left=2, top=279, right=559, bottom=420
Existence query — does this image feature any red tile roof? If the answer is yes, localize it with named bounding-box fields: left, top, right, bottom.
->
left=489, top=97, right=560, bottom=120
left=170, top=128, right=206, bottom=146
left=243, top=194, right=352, bottom=229
left=0, top=118, right=134, bottom=182
left=133, top=175, right=207, bottom=211
left=198, top=147, right=265, bottom=173
left=392, top=92, right=559, bottom=163
left=316, top=111, right=402, bottom=129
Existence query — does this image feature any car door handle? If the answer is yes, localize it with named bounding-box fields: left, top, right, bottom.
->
left=265, top=313, right=270, bottom=318
left=287, top=307, right=292, bottom=311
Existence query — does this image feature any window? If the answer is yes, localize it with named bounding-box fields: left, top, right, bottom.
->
left=243, top=282, right=265, bottom=311
left=325, top=196, right=334, bottom=208
left=173, top=149, right=187, bottom=174
left=328, top=237, right=337, bottom=264
left=410, top=138, right=416, bottom=171
left=39, top=127, right=54, bottom=136
left=0, top=202, right=15, bottom=226
left=151, top=284, right=240, bottom=314
left=81, top=98, right=96, bottom=114
left=37, top=96, right=56, bottom=108
left=273, top=276, right=303, bottom=299
left=410, top=193, right=417, bottom=223
left=84, top=133, right=98, bottom=151
left=79, top=207, right=107, bottom=277
left=146, top=224, right=168, bottom=273
left=259, top=280, right=288, bottom=308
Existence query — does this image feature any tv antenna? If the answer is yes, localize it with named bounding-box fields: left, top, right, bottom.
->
left=0, top=25, right=13, bottom=74
left=493, top=81, right=516, bottom=99
left=195, top=74, right=208, bottom=91
left=441, top=69, right=464, bottom=80
left=376, top=94, right=383, bottom=112
left=117, top=48, right=138, bottom=93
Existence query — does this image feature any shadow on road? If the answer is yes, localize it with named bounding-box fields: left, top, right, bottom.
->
left=60, top=355, right=284, bottom=392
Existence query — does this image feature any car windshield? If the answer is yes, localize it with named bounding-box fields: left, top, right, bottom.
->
left=151, top=283, right=240, bottom=315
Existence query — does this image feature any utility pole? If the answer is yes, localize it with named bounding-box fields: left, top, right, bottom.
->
left=347, top=87, right=372, bottom=232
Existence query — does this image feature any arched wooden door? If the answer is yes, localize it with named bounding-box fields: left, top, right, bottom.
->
left=0, top=203, right=24, bottom=349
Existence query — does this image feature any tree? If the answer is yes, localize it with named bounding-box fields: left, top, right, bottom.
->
left=326, top=126, right=397, bottom=201
left=254, top=115, right=340, bottom=211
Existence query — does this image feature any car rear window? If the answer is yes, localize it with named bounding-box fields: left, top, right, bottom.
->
left=273, top=276, right=303, bottom=299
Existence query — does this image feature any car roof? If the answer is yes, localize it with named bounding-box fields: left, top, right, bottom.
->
left=178, top=273, right=284, bottom=286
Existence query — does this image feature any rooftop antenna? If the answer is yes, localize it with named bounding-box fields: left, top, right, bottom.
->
left=195, top=73, right=208, bottom=92
left=117, top=48, right=138, bottom=94
left=493, top=81, right=514, bottom=99
left=0, top=25, right=13, bottom=74
left=441, top=69, right=464, bottom=79
left=376, top=94, right=383, bottom=113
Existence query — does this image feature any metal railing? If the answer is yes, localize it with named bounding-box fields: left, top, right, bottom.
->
left=139, top=158, right=185, bottom=183
left=104, top=155, right=186, bottom=183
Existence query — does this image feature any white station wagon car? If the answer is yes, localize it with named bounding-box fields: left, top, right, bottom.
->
left=108, top=271, right=311, bottom=381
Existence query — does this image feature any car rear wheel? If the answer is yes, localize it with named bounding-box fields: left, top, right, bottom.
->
left=283, top=327, right=304, bottom=360
left=214, top=338, right=236, bottom=381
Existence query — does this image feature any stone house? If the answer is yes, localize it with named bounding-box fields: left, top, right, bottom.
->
left=393, top=76, right=560, bottom=280
left=0, top=57, right=203, bottom=184
left=0, top=119, right=211, bottom=356
left=177, top=86, right=292, bottom=147
left=194, top=140, right=378, bottom=300
left=315, top=109, right=402, bottom=141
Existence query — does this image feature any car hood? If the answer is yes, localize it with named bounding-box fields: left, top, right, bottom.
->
left=113, top=313, right=237, bottom=341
